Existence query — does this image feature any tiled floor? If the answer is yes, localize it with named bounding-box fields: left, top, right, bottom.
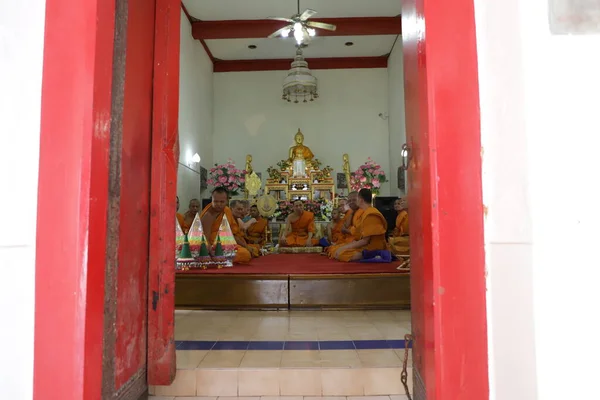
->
left=174, top=310, right=412, bottom=369
left=151, top=310, right=413, bottom=397
left=175, top=310, right=412, bottom=341
left=150, top=396, right=410, bottom=400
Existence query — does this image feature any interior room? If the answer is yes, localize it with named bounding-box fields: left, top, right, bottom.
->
left=164, top=0, right=413, bottom=397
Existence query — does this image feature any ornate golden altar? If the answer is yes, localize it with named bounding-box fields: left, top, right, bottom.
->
left=264, top=129, right=334, bottom=201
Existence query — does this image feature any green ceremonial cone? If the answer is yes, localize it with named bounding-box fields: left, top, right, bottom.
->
left=215, top=234, right=224, bottom=256
left=199, top=234, right=209, bottom=257
left=179, top=234, right=193, bottom=258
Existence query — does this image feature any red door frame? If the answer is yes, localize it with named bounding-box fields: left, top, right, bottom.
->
left=403, top=0, right=489, bottom=398
left=34, top=0, right=487, bottom=398
left=34, top=0, right=116, bottom=398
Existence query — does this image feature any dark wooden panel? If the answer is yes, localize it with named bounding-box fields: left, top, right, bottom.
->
left=175, top=274, right=288, bottom=309
left=289, top=274, right=411, bottom=309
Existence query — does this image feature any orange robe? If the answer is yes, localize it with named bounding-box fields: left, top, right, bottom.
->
left=389, top=210, right=410, bottom=256
left=327, top=209, right=364, bottom=257
left=176, top=213, right=186, bottom=233
left=200, top=205, right=252, bottom=264
left=245, top=218, right=268, bottom=255
left=335, top=207, right=388, bottom=262
left=329, top=219, right=345, bottom=243
left=283, top=211, right=319, bottom=246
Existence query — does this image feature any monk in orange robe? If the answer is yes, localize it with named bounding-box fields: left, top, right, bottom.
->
left=388, top=198, right=410, bottom=258
left=332, top=188, right=388, bottom=262
left=326, top=192, right=360, bottom=256
left=279, top=200, right=319, bottom=247
left=244, top=205, right=268, bottom=255
left=229, top=200, right=260, bottom=258
left=326, top=208, right=345, bottom=244
left=176, top=196, right=185, bottom=231
left=180, top=198, right=200, bottom=234
left=200, top=188, right=252, bottom=264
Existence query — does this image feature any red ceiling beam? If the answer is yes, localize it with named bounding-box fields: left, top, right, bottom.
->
left=213, top=56, right=388, bottom=72
left=192, top=16, right=401, bottom=40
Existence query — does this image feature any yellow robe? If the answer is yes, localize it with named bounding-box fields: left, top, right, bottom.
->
left=329, top=218, right=345, bottom=243
left=283, top=210, right=319, bottom=246
left=200, top=204, right=252, bottom=263
left=389, top=210, right=410, bottom=256
left=335, top=207, right=388, bottom=262
left=245, top=218, right=268, bottom=256
left=327, top=209, right=364, bottom=257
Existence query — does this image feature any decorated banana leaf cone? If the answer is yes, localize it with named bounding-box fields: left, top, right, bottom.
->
left=213, top=234, right=227, bottom=268
left=212, top=214, right=238, bottom=267
left=215, top=234, right=224, bottom=256
left=187, top=213, right=204, bottom=265
left=197, top=234, right=211, bottom=269
left=175, top=216, right=185, bottom=261
left=176, top=234, right=196, bottom=271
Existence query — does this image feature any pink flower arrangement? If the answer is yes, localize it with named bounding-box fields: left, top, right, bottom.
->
left=208, top=159, right=246, bottom=196
left=350, top=157, right=387, bottom=195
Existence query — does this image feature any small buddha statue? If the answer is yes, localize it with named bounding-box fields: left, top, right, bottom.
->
left=292, top=148, right=307, bottom=177
left=245, top=154, right=253, bottom=174
left=288, top=129, right=315, bottom=169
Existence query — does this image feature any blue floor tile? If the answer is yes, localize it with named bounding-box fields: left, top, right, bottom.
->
left=248, top=341, right=285, bottom=350
left=284, top=341, right=320, bottom=350
left=176, top=341, right=215, bottom=350
left=387, top=339, right=411, bottom=349
left=319, top=340, right=356, bottom=350
left=353, top=340, right=391, bottom=349
left=212, top=341, right=249, bottom=350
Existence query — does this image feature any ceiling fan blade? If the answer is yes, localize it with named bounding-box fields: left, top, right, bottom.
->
left=299, top=9, right=317, bottom=21
left=306, top=21, right=337, bottom=31
left=268, top=25, right=293, bottom=38
left=267, top=16, right=295, bottom=23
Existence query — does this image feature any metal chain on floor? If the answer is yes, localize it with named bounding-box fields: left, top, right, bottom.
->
left=401, top=333, right=413, bottom=400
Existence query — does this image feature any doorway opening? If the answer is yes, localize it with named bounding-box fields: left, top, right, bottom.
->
left=34, top=0, right=488, bottom=399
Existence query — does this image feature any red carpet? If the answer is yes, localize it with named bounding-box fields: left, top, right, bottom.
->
left=177, top=253, right=409, bottom=275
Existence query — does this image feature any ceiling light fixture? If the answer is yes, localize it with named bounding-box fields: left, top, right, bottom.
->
left=282, top=47, right=318, bottom=103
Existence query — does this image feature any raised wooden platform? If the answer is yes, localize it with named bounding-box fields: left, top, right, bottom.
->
left=175, top=273, right=410, bottom=310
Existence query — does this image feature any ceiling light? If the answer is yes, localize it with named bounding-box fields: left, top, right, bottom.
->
left=307, top=28, right=316, bottom=37
left=191, top=153, right=201, bottom=163
left=281, top=28, right=291, bottom=38
left=282, top=48, right=318, bottom=104
left=293, top=28, right=304, bottom=45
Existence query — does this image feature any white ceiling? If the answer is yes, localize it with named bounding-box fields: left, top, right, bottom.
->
left=206, top=35, right=397, bottom=60
left=182, top=0, right=401, bottom=61
left=182, top=0, right=402, bottom=21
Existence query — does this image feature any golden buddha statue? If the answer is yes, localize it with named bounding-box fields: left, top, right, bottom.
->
left=245, top=154, right=253, bottom=174
left=288, top=129, right=315, bottom=167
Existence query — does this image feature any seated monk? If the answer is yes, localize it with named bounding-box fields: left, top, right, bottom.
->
left=230, top=200, right=260, bottom=258
left=181, top=198, right=200, bottom=234
left=200, top=188, right=253, bottom=264
left=388, top=198, right=410, bottom=258
left=332, top=188, right=388, bottom=262
left=326, top=191, right=361, bottom=256
left=245, top=205, right=268, bottom=254
left=319, top=208, right=344, bottom=248
left=279, top=200, right=319, bottom=247
left=176, top=196, right=185, bottom=231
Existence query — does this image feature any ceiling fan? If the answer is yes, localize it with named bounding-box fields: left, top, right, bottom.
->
left=267, top=0, right=337, bottom=45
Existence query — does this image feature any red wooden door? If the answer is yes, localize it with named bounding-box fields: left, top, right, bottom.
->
left=102, top=0, right=158, bottom=397
left=402, top=0, right=489, bottom=399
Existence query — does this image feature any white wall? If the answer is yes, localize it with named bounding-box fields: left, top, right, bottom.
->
left=178, top=11, right=213, bottom=205
left=0, top=1, right=46, bottom=398
left=212, top=68, right=392, bottom=195
left=387, top=39, right=407, bottom=197
left=475, top=0, right=600, bottom=399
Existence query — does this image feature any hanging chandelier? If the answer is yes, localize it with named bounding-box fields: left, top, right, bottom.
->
left=282, top=47, right=318, bottom=103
